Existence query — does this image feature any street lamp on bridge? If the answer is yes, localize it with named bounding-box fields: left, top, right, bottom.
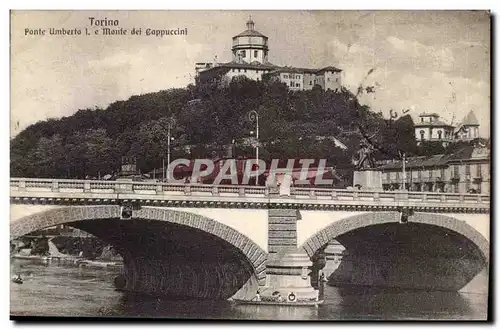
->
left=165, top=117, right=175, bottom=182
left=248, top=110, right=259, bottom=185
left=157, top=117, right=176, bottom=182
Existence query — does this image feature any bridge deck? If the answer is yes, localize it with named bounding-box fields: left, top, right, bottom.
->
left=10, top=178, right=489, bottom=212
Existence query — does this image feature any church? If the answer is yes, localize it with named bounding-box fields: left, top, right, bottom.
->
left=195, top=17, right=342, bottom=92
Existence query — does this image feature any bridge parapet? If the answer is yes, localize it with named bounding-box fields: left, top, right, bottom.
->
left=10, top=178, right=489, bottom=212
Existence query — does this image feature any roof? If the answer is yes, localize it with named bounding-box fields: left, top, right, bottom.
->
left=234, top=29, right=267, bottom=38
left=447, top=146, right=489, bottom=162
left=459, top=110, right=480, bottom=126
left=377, top=154, right=449, bottom=171
left=419, top=112, right=440, bottom=117
left=414, top=119, right=454, bottom=128
left=221, top=61, right=277, bottom=69
left=234, top=17, right=267, bottom=38
left=377, top=146, right=490, bottom=170
left=198, top=61, right=278, bottom=75
left=316, top=66, right=343, bottom=73
left=266, top=67, right=307, bottom=74
left=264, top=65, right=343, bottom=76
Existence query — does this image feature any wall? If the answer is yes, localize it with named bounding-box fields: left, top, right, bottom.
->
left=322, top=71, right=342, bottom=91
left=277, top=72, right=304, bottom=90
left=303, top=73, right=316, bottom=90
left=223, top=67, right=271, bottom=82
left=232, top=36, right=267, bottom=63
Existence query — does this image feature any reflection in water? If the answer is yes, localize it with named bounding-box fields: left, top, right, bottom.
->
left=10, top=259, right=487, bottom=320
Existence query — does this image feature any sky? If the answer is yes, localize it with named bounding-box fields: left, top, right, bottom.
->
left=10, top=10, right=491, bottom=137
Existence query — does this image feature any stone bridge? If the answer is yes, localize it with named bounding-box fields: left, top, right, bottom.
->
left=10, top=178, right=490, bottom=300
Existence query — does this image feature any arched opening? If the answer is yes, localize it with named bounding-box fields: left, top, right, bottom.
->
left=10, top=206, right=266, bottom=300
left=301, top=212, right=488, bottom=293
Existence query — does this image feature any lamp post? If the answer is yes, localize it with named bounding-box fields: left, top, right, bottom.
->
left=166, top=118, right=175, bottom=182
left=159, top=117, right=175, bottom=182
left=248, top=110, right=259, bottom=185
left=402, top=152, right=406, bottom=191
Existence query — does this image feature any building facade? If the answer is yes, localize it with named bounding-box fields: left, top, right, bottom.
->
left=195, top=17, right=342, bottom=91
left=414, top=110, right=482, bottom=146
left=414, top=113, right=455, bottom=146
left=454, top=110, right=480, bottom=141
left=377, top=146, right=490, bottom=194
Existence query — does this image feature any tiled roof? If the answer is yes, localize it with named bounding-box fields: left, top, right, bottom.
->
left=198, top=62, right=278, bottom=74
left=266, top=67, right=307, bottom=74
left=221, top=61, right=278, bottom=69
left=377, top=154, right=449, bottom=170
left=264, top=65, right=343, bottom=75
left=234, top=29, right=267, bottom=38
left=414, top=119, right=454, bottom=128
left=419, top=112, right=440, bottom=117
left=316, top=66, right=343, bottom=73
left=377, top=146, right=490, bottom=170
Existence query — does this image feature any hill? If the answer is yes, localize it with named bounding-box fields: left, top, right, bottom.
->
left=11, top=77, right=419, bottom=180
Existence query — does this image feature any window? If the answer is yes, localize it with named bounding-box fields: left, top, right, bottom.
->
left=283, top=74, right=288, bottom=79
left=386, top=172, right=390, bottom=181
left=238, top=69, right=241, bottom=72
left=254, top=50, right=258, bottom=58
left=241, top=50, right=246, bottom=57
left=421, top=118, right=424, bottom=123
left=440, top=168, right=445, bottom=179
left=477, top=164, right=482, bottom=177
left=429, top=170, right=433, bottom=179
left=336, top=78, right=339, bottom=82
left=327, top=78, right=330, bottom=82
left=465, top=164, right=471, bottom=179
left=309, top=81, right=312, bottom=85
left=438, top=131, right=442, bottom=139
left=453, top=165, right=459, bottom=178
left=420, top=130, right=425, bottom=140
left=244, top=69, right=247, bottom=73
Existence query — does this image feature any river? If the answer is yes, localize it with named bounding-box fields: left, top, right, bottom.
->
left=10, top=259, right=488, bottom=320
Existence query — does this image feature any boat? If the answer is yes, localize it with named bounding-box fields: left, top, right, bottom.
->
left=232, top=298, right=324, bottom=307
left=12, top=277, right=23, bottom=284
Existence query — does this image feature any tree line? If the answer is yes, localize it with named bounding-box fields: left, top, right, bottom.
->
left=11, top=76, right=468, bottom=180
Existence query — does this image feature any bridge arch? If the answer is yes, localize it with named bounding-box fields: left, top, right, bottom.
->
left=300, top=211, right=489, bottom=263
left=11, top=205, right=267, bottom=298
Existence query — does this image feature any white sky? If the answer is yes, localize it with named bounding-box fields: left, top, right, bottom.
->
left=10, top=10, right=490, bottom=137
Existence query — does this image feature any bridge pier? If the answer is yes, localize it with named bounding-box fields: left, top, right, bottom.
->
left=264, top=209, right=318, bottom=301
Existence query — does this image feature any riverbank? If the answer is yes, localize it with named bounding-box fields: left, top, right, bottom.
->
left=11, top=254, right=123, bottom=269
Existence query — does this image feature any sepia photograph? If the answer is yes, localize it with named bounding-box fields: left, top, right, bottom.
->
left=9, top=10, right=490, bottom=321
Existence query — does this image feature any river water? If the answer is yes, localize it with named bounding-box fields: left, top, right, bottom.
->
left=10, top=259, right=488, bottom=320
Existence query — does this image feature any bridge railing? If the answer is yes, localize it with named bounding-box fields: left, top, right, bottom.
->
left=10, top=178, right=489, bottom=205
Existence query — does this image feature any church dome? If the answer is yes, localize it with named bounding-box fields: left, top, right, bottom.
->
left=233, top=17, right=267, bottom=39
